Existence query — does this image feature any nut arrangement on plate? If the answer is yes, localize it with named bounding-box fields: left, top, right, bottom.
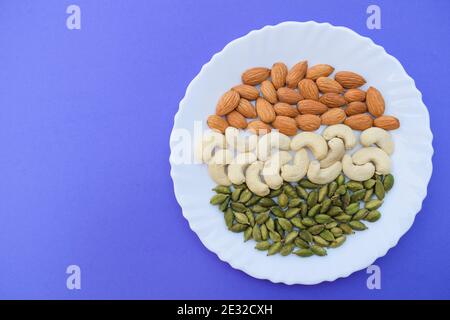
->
left=198, top=60, right=399, bottom=257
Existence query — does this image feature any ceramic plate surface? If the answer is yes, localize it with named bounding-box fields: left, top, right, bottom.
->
left=169, top=21, right=433, bottom=285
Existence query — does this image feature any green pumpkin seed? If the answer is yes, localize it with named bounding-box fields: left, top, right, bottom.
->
left=364, top=179, right=376, bottom=189
left=234, top=212, right=249, bottom=225
left=238, top=189, right=253, bottom=203
left=327, top=206, right=343, bottom=217
left=244, top=227, right=253, bottom=241
left=325, top=221, right=338, bottom=229
left=299, top=180, right=320, bottom=189
left=252, top=224, right=262, bottom=241
left=336, top=174, right=345, bottom=186
left=374, top=180, right=385, bottom=200
left=213, top=186, right=231, bottom=194
left=290, top=217, right=305, bottom=229
left=308, top=204, right=321, bottom=217
left=339, top=223, right=354, bottom=235
left=267, top=242, right=282, bottom=256
left=269, top=231, right=282, bottom=242
left=278, top=193, right=288, bottom=208
left=320, top=198, right=332, bottom=214
left=255, top=241, right=271, bottom=251
left=335, top=214, right=352, bottom=223
left=328, top=181, right=338, bottom=197
left=280, top=243, right=295, bottom=256
left=294, top=248, right=314, bottom=257
left=350, top=189, right=366, bottom=203
left=349, top=220, right=367, bottom=231
left=307, top=191, right=318, bottom=207
left=285, top=231, right=299, bottom=244
left=301, top=217, right=316, bottom=227
left=329, top=235, right=346, bottom=248
left=383, top=174, right=394, bottom=192
left=320, top=230, right=335, bottom=242
left=285, top=208, right=301, bottom=219
left=311, top=245, right=327, bottom=256
left=268, top=188, right=283, bottom=198
left=219, top=198, right=229, bottom=211
left=318, top=185, right=328, bottom=202
left=330, top=227, right=343, bottom=237
left=283, top=183, right=297, bottom=197
left=255, top=212, right=270, bottom=224
left=230, top=223, right=247, bottom=233
left=224, top=208, right=234, bottom=228
left=270, top=206, right=285, bottom=218
left=278, top=218, right=293, bottom=231
left=308, top=224, right=325, bottom=235
left=259, top=197, right=276, bottom=207
left=231, top=188, right=242, bottom=202
left=345, top=202, right=360, bottom=215
left=352, top=208, right=369, bottom=221
left=210, top=194, right=229, bottom=205
left=313, top=235, right=329, bottom=247
left=231, top=202, right=247, bottom=212
left=296, top=186, right=308, bottom=199
left=299, top=230, right=313, bottom=243
left=252, top=205, right=268, bottom=213
left=365, top=199, right=383, bottom=210
left=260, top=224, right=269, bottom=240
left=315, top=214, right=332, bottom=224
left=265, top=218, right=275, bottom=231
left=300, top=202, right=308, bottom=217
left=347, top=181, right=364, bottom=191
left=245, top=195, right=261, bottom=206
left=364, top=188, right=374, bottom=202
left=365, top=210, right=381, bottom=222
left=294, top=237, right=310, bottom=249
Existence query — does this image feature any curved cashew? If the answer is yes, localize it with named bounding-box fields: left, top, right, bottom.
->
left=257, top=132, right=291, bottom=161
left=208, top=164, right=231, bottom=186
left=227, top=152, right=257, bottom=185
left=290, top=132, right=328, bottom=160
left=198, top=131, right=226, bottom=163
left=307, top=161, right=342, bottom=185
left=320, top=138, right=345, bottom=168
left=245, top=161, right=270, bottom=196
left=342, top=154, right=375, bottom=181
left=281, top=149, right=310, bottom=182
left=360, top=127, right=394, bottom=155
left=352, top=147, right=391, bottom=175
left=262, top=151, right=292, bottom=189
left=225, top=127, right=258, bottom=153
left=322, top=124, right=356, bottom=150
left=209, top=149, right=233, bottom=165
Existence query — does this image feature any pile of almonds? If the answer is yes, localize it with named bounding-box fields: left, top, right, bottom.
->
left=208, top=61, right=400, bottom=136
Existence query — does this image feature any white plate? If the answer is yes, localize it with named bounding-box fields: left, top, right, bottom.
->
left=169, top=21, right=433, bottom=285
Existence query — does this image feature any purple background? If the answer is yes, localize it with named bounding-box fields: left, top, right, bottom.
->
left=0, top=0, right=448, bottom=299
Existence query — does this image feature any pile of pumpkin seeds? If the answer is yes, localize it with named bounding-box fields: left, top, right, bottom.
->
left=210, top=173, right=394, bottom=257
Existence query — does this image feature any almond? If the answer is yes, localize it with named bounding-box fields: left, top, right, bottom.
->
left=297, top=100, right=328, bottom=115
left=344, top=114, right=373, bottom=130
left=236, top=98, right=257, bottom=118
left=272, top=116, right=298, bottom=136
left=286, top=60, right=308, bottom=88
left=298, top=79, right=319, bottom=101
left=247, top=120, right=271, bottom=135
left=319, top=93, right=346, bottom=108
left=215, top=90, right=240, bottom=116
left=335, top=71, right=366, bottom=89
left=232, top=84, right=259, bottom=100
left=366, top=87, right=385, bottom=117
left=306, top=64, right=335, bottom=81
left=374, top=115, right=400, bottom=130
left=344, top=89, right=366, bottom=102
left=277, top=87, right=303, bottom=104
left=256, top=97, right=276, bottom=123
left=226, top=111, right=247, bottom=129
left=273, top=102, right=299, bottom=118
left=295, top=114, right=321, bottom=131
left=321, top=108, right=346, bottom=125
left=271, top=62, right=288, bottom=89
left=241, top=67, right=270, bottom=85
left=345, top=102, right=367, bottom=116
left=260, top=80, right=278, bottom=104
left=316, top=77, right=344, bottom=94
left=207, top=115, right=229, bottom=133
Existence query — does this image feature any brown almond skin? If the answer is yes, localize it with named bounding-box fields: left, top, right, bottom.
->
left=260, top=80, right=278, bottom=104
left=256, top=97, right=276, bottom=123
left=306, top=64, right=335, bottom=81
left=295, top=114, right=321, bottom=131
left=272, top=116, right=298, bottom=136
left=207, top=115, right=229, bottom=133
left=298, top=79, right=319, bottom=101
left=316, top=77, right=344, bottom=94
left=374, top=115, right=400, bottom=130
left=321, top=108, right=346, bottom=125
left=366, top=86, right=385, bottom=117
left=286, top=61, right=308, bottom=88
left=297, top=100, right=328, bottom=115
left=344, top=114, right=373, bottom=130
left=277, top=87, right=303, bottom=104
left=319, top=93, right=347, bottom=108
left=236, top=98, right=257, bottom=118
left=242, top=67, right=270, bottom=85
left=271, top=62, right=288, bottom=89
left=247, top=120, right=271, bottom=135
left=345, top=102, right=367, bottom=116
left=232, top=84, right=259, bottom=100
left=335, top=71, right=366, bottom=89
left=274, top=102, right=299, bottom=118
left=226, top=111, right=247, bottom=129
left=216, top=90, right=240, bottom=116
left=344, top=89, right=366, bottom=102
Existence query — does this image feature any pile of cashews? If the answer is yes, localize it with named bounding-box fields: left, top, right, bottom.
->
left=196, top=125, right=393, bottom=197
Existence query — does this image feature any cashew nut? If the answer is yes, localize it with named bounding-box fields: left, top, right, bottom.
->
left=307, top=161, right=342, bottom=185
left=257, top=132, right=291, bottom=161
left=262, top=151, right=292, bottom=189
left=320, top=138, right=345, bottom=168
left=227, top=152, right=257, bottom=185
left=209, top=149, right=233, bottom=165
left=352, top=147, right=391, bottom=175
left=245, top=161, right=270, bottom=196
left=281, top=149, right=310, bottom=182
left=342, top=154, right=375, bottom=181
left=360, top=127, right=394, bottom=155
left=196, top=131, right=226, bottom=163
left=225, top=127, right=258, bottom=153
left=208, top=164, right=231, bottom=186
left=322, top=124, right=356, bottom=150
left=290, top=132, right=328, bottom=160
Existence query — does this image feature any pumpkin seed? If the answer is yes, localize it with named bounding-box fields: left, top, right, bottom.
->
left=365, top=199, right=383, bottom=210
left=374, top=180, right=385, bottom=200
left=267, top=242, right=282, bottom=256
left=383, top=174, right=394, bottom=192
left=278, top=193, right=288, bottom=208
left=294, top=248, right=314, bottom=257
left=255, top=241, right=271, bottom=251
left=349, top=220, right=367, bottom=231
left=365, top=210, right=381, bottom=222
left=210, top=194, right=229, bottom=205
left=311, top=245, right=327, bottom=256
